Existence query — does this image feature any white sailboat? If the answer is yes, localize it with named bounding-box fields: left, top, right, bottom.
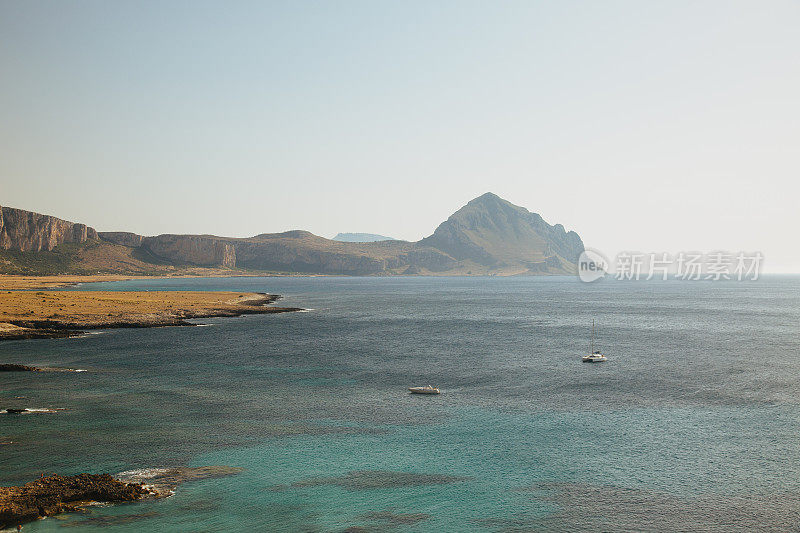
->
left=582, top=319, right=607, bottom=362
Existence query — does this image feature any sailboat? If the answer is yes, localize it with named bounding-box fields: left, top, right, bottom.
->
left=582, top=319, right=607, bottom=362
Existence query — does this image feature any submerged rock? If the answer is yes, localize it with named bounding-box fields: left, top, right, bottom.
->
left=58, top=510, right=161, bottom=528
left=359, top=509, right=431, bottom=525
left=115, top=465, right=244, bottom=496
left=291, top=470, right=469, bottom=490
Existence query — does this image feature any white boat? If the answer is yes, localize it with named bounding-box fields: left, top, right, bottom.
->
left=408, top=385, right=440, bottom=394
left=582, top=320, right=607, bottom=363
left=582, top=352, right=607, bottom=363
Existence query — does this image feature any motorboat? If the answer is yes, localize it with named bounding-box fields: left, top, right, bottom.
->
left=408, top=385, right=440, bottom=394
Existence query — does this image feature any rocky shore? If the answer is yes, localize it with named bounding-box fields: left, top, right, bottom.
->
left=0, top=291, right=301, bottom=341
left=0, top=467, right=245, bottom=528
left=0, top=473, right=149, bottom=529
left=0, top=364, right=42, bottom=372
left=0, top=364, right=85, bottom=373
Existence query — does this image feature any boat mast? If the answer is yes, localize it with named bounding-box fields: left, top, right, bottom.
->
left=591, top=319, right=594, bottom=355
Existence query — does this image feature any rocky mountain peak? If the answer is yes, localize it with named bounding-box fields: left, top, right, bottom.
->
left=420, top=193, right=584, bottom=270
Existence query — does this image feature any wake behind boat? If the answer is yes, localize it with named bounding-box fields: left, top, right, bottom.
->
left=409, top=385, right=440, bottom=395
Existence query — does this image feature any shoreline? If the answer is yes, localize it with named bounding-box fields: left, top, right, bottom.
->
left=0, top=291, right=301, bottom=341
left=0, top=271, right=344, bottom=291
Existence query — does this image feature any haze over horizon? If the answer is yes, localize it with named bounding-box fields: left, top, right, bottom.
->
left=2, top=1, right=799, bottom=271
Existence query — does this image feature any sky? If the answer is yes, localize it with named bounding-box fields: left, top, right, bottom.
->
left=1, top=1, right=798, bottom=271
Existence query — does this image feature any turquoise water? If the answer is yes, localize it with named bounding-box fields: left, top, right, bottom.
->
left=2, top=276, right=800, bottom=531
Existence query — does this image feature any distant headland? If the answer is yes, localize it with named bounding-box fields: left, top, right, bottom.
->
left=332, top=232, right=397, bottom=243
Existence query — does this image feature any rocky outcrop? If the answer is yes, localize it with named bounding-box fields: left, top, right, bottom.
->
left=0, top=325, right=78, bottom=341
left=0, top=474, right=149, bottom=529
left=0, top=467, right=245, bottom=528
left=0, top=207, right=98, bottom=252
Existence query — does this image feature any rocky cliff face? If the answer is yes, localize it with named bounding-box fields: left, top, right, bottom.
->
left=0, top=206, right=98, bottom=252
left=97, top=233, right=236, bottom=268
left=140, top=235, right=237, bottom=268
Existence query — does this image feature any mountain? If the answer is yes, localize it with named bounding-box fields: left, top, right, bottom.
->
left=420, top=193, right=584, bottom=273
left=0, top=194, right=584, bottom=276
left=333, top=233, right=397, bottom=243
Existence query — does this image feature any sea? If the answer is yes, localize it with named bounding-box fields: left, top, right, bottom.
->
left=2, top=275, right=800, bottom=532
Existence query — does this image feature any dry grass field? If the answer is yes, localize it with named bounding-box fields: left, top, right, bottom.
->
left=0, top=288, right=298, bottom=339
left=0, top=271, right=272, bottom=291
left=0, top=274, right=139, bottom=290
left=1, top=290, right=273, bottom=323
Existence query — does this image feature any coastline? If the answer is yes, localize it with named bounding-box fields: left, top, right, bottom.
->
left=0, top=290, right=301, bottom=341
left=0, top=273, right=263, bottom=527
left=0, top=271, right=327, bottom=291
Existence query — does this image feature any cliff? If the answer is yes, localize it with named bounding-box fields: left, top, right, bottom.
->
left=141, top=235, right=236, bottom=268
left=0, top=206, right=98, bottom=252
left=100, top=232, right=237, bottom=268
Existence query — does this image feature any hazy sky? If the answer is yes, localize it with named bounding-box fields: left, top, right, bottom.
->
left=1, top=1, right=798, bottom=271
